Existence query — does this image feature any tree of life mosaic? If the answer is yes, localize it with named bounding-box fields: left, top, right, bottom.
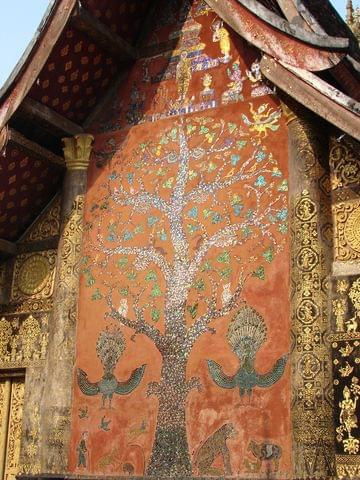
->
left=78, top=113, right=289, bottom=477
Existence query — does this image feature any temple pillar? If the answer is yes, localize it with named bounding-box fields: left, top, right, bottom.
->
left=328, top=135, right=360, bottom=479
left=39, top=134, right=93, bottom=474
left=284, top=102, right=335, bottom=479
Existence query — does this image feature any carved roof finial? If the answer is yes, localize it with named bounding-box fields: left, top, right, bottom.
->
left=347, top=0, right=354, bottom=25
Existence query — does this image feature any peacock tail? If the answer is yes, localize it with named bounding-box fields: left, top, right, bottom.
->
left=227, top=305, right=267, bottom=360
left=96, top=327, right=125, bottom=373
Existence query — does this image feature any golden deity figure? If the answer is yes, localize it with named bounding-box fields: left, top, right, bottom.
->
left=176, top=50, right=192, bottom=105
left=202, top=73, right=213, bottom=94
left=339, top=385, right=358, bottom=439
left=212, top=19, right=231, bottom=61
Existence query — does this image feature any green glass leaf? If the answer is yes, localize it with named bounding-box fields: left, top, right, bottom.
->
left=117, top=257, right=128, bottom=268
left=127, top=271, right=137, bottom=281
left=134, top=225, right=144, bottom=234
left=201, top=261, right=212, bottom=272
left=187, top=303, right=198, bottom=319
left=119, top=286, right=129, bottom=296
left=159, top=135, right=169, bottom=145
left=194, top=278, right=205, bottom=291
left=237, top=140, right=247, bottom=149
left=220, top=267, right=232, bottom=279
left=252, top=266, right=265, bottom=280
left=151, top=284, right=162, bottom=297
left=228, top=122, right=237, bottom=134
left=217, top=251, right=230, bottom=264
left=86, top=275, right=95, bottom=287
left=168, top=128, right=178, bottom=140
left=203, top=209, right=212, bottom=219
left=163, top=177, right=174, bottom=189
left=91, top=288, right=102, bottom=301
left=151, top=308, right=160, bottom=322
left=145, top=271, right=157, bottom=282
left=263, top=248, right=273, bottom=263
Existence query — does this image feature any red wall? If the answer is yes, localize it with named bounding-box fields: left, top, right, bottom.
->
left=70, top=0, right=290, bottom=477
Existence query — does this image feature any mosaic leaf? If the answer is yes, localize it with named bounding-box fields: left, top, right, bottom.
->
left=151, top=284, right=162, bottom=297
left=151, top=308, right=160, bottom=322
left=187, top=303, right=198, bottom=319
left=263, top=248, right=273, bottom=263
left=217, top=251, right=230, bottom=264
left=194, top=278, right=205, bottom=291
left=91, top=288, right=103, bottom=300
left=117, top=257, right=128, bottom=268
left=145, top=271, right=157, bottom=282
left=119, top=286, right=129, bottom=296
left=252, top=266, right=265, bottom=280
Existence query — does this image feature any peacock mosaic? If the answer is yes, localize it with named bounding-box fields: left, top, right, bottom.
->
left=70, top=0, right=290, bottom=477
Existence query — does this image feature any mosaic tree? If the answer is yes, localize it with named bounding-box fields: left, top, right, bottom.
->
left=83, top=113, right=288, bottom=476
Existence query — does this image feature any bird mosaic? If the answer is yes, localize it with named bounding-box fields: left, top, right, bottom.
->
left=207, top=305, right=287, bottom=396
left=77, top=327, right=146, bottom=408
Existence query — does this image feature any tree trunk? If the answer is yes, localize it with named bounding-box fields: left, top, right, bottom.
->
left=146, top=355, right=192, bottom=477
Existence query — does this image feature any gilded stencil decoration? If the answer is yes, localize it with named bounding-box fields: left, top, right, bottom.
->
left=22, top=195, right=61, bottom=242
left=336, top=454, right=360, bottom=479
left=4, top=379, right=25, bottom=480
left=20, top=406, right=40, bottom=475
left=17, top=255, right=50, bottom=296
left=331, top=275, right=360, bottom=478
left=329, top=140, right=360, bottom=192
left=0, top=314, right=48, bottom=368
left=44, top=194, right=86, bottom=473
left=11, top=251, right=56, bottom=301
left=292, top=187, right=334, bottom=476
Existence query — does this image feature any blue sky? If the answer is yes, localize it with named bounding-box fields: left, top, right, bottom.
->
left=0, top=0, right=354, bottom=89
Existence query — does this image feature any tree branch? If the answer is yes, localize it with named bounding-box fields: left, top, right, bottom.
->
left=104, top=290, right=164, bottom=351
left=186, top=277, right=246, bottom=350
left=188, top=222, right=251, bottom=281
left=96, top=232, right=171, bottom=283
left=113, top=188, right=170, bottom=215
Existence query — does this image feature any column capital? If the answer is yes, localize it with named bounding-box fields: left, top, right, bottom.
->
left=62, top=134, right=94, bottom=170
left=280, top=101, right=298, bottom=125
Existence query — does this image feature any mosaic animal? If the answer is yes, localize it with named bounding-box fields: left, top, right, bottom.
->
left=246, top=439, right=282, bottom=473
left=122, top=462, right=135, bottom=475
left=194, top=423, right=236, bottom=476
left=207, top=305, right=287, bottom=396
left=99, top=415, right=111, bottom=431
left=97, top=448, right=120, bottom=470
left=242, top=103, right=281, bottom=137
left=77, top=327, right=146, bottom=408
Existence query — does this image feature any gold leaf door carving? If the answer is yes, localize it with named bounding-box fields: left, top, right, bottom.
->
left=0, top=376, right=25, bottom=480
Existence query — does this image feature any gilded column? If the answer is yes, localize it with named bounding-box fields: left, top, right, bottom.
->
left=284, top=102, right=335, bottom=479
left=328, top=135, right=360, bottom=479
left=40, top=134, right=93, bottom=473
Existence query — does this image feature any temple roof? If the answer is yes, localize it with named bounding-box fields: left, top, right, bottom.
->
left=0, top=0, right=359, bottom=252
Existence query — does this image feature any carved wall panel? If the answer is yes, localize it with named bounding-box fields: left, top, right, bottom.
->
left=4, top=378, right=25, bottom=480
left=0, top=377, right=25, bottom=480
left=330, top=138, right=360, bottom=263
left=11, top=251, right=56, bottom=302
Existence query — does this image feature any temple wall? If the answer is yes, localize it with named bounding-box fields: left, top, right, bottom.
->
left=0, top=195, right=61, bottom=476
left=69, top=1, right=292, bottom=477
